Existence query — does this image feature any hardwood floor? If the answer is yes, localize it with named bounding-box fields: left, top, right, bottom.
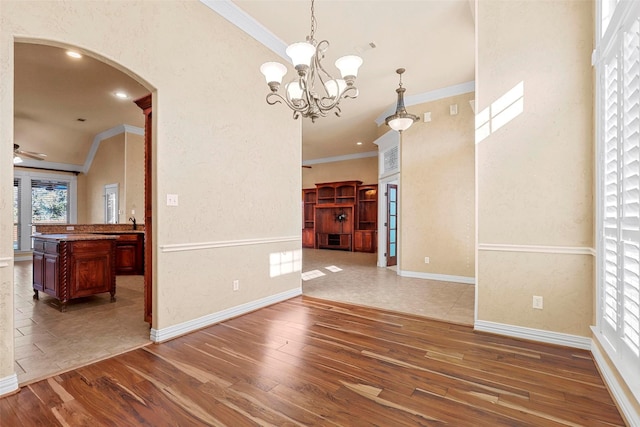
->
left=0, top=297, right=625, bottom=426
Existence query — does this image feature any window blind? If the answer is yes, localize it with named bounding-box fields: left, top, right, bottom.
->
left=13, top=178, right=21, bottom=250
left=596, top=1, right=640, bottom=401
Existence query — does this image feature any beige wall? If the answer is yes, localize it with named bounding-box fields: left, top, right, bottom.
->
left=476, top=0, right=593, bottom=335
left=82, top=131, right=144, bottom=225
left=84, top=133, right=125, bottom=223
left=401, top=92, right=475, bottom=278
left=0, top=0, right=300, bottom=383
left=125, top=132, right=144, bottom=224
left=302, top=156, right=378, bottom=189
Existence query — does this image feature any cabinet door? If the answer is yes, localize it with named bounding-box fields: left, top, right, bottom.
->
left=33, top=252, right=45, bottom=292
left=116, top=243, right=138, bottom=274
left=44, top=253, right=59, bottom=295
left=302, top=229, right=315, bottom=248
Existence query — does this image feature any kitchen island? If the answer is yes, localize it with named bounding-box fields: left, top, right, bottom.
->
left=33, top=234, right=117, bottom=312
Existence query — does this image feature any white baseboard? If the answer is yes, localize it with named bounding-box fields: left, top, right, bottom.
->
left=398, top=270, right=475, bottom=285
left=474, top=320, right=591, bottom=350
left=150, top=287, right=302, bottom=342
left=591, top=335, right=640, bottom=427
left=0, top=373, right=19, bottom=397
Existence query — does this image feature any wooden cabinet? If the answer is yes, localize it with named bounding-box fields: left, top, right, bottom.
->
left=33, top=235, right=116, bottom=312
left=115, top=233, right=144, bottom=275
left=315, top=181, right=360, bottom=205
left=302, top=189, right=316, bottom=248
left=304, top=180, right=377, bottom=252
left=355, top=185, right=378, bottom=253
left=317, top=233, right=352, bottom=251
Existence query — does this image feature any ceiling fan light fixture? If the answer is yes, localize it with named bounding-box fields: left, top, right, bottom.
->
left=13, top=156, right=23, bottom=164
left=385, top=68, right=419, bottom=133
left=259, top=0, right=362, bottom=122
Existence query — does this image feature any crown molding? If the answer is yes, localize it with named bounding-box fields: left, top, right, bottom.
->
left=199, top=0, right=288, bottom=62
left=302, top=151, right=378, bottom=166
left=83, top=124, right=144, bottom=173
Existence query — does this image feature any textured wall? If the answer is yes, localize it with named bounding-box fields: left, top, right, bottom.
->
left=124, top=132, right=144, bottom=225
left=0, top=0, right=300, bottom=382
left=84, top=133, right=125, bottom=223
left=302, top=156, right=378, bottom=189
left=400, top=92, right=475, bottom=278
left=476, top=0, right=594, bottom=335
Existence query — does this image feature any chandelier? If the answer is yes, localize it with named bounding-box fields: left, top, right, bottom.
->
left=385, top=68, right=419, bottom=132
left=259, top=0, right=363, bottom=122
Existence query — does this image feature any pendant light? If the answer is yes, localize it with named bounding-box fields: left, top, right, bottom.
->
left=385, top=68, right=419, bottom=132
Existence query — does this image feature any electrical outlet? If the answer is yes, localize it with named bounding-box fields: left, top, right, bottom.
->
left=533, top=295, right=543, bottom=310
left=233, top=280, right=239, bottom=291
left=424, top=257, right=430, bottom=264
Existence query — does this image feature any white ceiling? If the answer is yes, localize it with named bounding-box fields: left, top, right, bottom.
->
left=13, top=1, right=475, bottom=171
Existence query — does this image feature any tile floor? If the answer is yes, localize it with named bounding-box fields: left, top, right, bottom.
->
left=301, top=248, right=475, bottom=325
left=11, top=248, right=474, bottom=385
left=13, top=261, right=150, bottom=385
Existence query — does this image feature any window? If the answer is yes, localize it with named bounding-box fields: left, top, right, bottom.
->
left=13, top=178, right=20, bottom=250
left=13, top=170, right=77, bottom=251
left=596, top=0, right=640, bottom=401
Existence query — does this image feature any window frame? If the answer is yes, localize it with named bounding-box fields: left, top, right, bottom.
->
left=594, top=0, right=640, bottom=402
left=13, top=169, right=78, bottom=251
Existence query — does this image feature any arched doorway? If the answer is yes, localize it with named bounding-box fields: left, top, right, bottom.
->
left=12, top=40, right=154, bottom=384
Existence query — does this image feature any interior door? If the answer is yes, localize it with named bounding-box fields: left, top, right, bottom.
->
left=386, top=184, right=398, bottom=267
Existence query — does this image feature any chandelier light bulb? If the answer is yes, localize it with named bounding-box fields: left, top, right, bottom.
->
left=260, top=62, right=288, bottom=90
left=286, top=42, right=316, bottom=72
left=335, top=55, right=363, bottom=83
left=286, top=81, right=304, bottom=101
left=388, top=117, right=415, bottom=132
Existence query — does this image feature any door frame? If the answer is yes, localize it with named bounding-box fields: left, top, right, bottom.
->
left=377, top=175, right=399, bottom=268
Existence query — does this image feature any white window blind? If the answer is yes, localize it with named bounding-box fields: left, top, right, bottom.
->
left=13, top=178, right=21, bottom=250
left=596, top=0, right=640, bottom=402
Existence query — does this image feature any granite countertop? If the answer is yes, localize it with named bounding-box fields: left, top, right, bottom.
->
left=94, top=230, right=144, bottom=234
left=33, top=233, right=118, bottom=241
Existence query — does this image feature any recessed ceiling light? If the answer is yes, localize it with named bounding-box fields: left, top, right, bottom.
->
left=114, top=91, right=129, bottom=99
left=66, top=51, right=82, bottom=59
left=356, top=141, right=363, bottom=145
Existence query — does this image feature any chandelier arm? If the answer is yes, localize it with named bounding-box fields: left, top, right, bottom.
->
left=266, top=92, right=309, bottom=113
left=316, top=85, right=358, bottom=110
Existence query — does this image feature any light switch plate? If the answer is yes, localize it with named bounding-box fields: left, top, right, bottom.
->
left=166, top=194, right=179, bottom=206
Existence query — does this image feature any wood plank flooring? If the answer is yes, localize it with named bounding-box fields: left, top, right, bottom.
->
left=0, top=296, right=626, bottom=426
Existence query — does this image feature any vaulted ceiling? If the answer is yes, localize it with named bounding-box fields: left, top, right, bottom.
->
left=13, top=0, right=475, bottom=172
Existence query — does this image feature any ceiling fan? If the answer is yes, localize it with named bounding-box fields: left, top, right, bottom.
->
left=14, top=144, right=46, bottom=164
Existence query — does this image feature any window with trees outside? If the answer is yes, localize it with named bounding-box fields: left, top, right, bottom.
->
left=595, top=0, right=640, bottom=402
left=13, top=170, right=77, bottom=251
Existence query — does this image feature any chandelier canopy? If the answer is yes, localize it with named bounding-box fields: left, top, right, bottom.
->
left=385, top=68, right=419, bottom=132
left=259, top=0, right=363, bottom=122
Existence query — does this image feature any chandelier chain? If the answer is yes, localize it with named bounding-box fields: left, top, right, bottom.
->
left=309, top=0, right=317, bottom=41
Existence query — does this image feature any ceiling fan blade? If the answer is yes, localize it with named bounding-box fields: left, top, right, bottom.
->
left=17, top=151, right=46, bottom=160
left=302, top=165, right=312, bottom=169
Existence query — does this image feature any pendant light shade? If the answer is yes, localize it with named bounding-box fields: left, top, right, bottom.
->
left=385, top=68, right=419, bottom=132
